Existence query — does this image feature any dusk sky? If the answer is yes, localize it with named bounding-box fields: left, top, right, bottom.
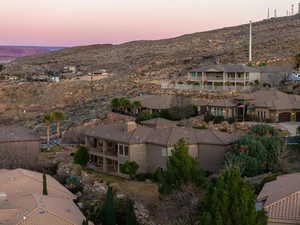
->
left=1, top=0, right=298, bottom=47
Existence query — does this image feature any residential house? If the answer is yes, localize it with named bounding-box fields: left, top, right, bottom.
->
left=0, top=126, right=41, bottom=168
left=189, top=64, right=261, bottom=90
left=194, top=90, right=300, bottom=122
left=130, top=94, right=191, bottom=113
left=188, top=64, right=290, bottom=90
left=84, top=121, right=236, bottom=175
left=0, top=168, right=88, bottom=225
left=257, top=173, right=300, bottom=225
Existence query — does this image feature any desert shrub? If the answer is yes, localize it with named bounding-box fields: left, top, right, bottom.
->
left=195, top=124, right=208, bottom=129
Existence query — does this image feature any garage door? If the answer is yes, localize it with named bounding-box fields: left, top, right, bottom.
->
left=278, top=112, right=291, bottom=122
left=296, top=112, right=300, bottom=122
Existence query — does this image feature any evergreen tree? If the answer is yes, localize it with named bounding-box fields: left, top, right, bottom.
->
left=201, top=168, right=267, bottom=225
left=42, top=173, right=48, bottom=195
left=125, top=200, right=139, bottom=225
left=102, top=186, right=116, bottom=225
left=74, top=146, right=89, bottom=166
left=158, top=138, right=204, bottom=194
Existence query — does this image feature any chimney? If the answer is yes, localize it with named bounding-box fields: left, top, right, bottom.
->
left=125, top=121, right=137, bottom=132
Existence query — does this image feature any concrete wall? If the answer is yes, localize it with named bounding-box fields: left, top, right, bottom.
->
left=0, top=141, right=40, bottom=169
left=198, top=144, right=229, bottom=172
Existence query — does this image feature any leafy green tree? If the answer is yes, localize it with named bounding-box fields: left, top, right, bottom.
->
left=201, top=168, right=268, bottom=225
left=295, top=53, right=300, bottom=68
left=43, top=173, right=48, bottom=195
left=74, top=146, right=89, bottom=166
left=52, top=111, right=67, bottom=138
left=0, top=64, right=4, bottom=72
left=120, top=161, right=139, bottom=179
left=119, top=97, right=131, bottom=113
left=125, top=200, right=139, bottom=225
left=136, top=110, right=153, bottom=122
left=102, top=186, right=116, bottom=225
left=43, top=113, right=54, bottom=145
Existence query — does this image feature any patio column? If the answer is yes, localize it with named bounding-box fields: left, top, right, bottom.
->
left=235, top=72, right=237, bottom=90
left=202, top=72, right=204, bottom=88
left=223, top=72, right=226, bottom=90
left=244, top=72, right=246, bottom=88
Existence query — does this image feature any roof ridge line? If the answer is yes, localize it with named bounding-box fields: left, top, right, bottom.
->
left=266, top=191, right=300, bottom=208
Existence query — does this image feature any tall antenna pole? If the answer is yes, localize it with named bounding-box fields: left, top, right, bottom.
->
left=292, top=4, right=294, bottom=15
left=274, top=9, right=277, bottom=18
left=298, top=3, right=300, bottom=14
left=249, top=20, right=252, bottom=62
left=268, top=8, right=270, bottom=19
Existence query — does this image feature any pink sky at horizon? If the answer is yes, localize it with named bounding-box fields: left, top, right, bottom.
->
left=1, top=0, right=298, bottom=47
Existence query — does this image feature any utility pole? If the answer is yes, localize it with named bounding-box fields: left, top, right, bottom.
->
left=249, top=20, right=252, bottom=63
left=268, top=8, right=270, bottom=19
left=292, top=4, right=294, bottom=15
left=274, top=9, right=277, bottom=18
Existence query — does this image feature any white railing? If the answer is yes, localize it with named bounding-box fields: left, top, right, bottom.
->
left=161, top=82, right=253, bottom=92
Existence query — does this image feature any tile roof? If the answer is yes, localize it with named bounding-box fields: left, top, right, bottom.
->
left=0, top=169, right=86, bottom=225
left=249, top=90, right=300, bottom=110
left=0, top=126, right=40, bottom=143
left=257, top=173, right=300, bottom=224
left=190, top=64, right=259, bottom=73
left=141, top=118, right=177, bottom=128
left=131, top=95, right=189, bottom=109
left=85, top=122, right=236, bottom=147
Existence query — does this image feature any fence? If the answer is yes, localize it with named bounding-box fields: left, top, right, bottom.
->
left=161, top=82, right=253, bottom=92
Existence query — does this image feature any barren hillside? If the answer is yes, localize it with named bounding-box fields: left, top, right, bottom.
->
left=4, top=15, right=300, bottom=77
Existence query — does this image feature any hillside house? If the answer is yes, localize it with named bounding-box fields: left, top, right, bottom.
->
left=194, top=90, right=300, bottom=122
left=84, top=121, right=236, bottom=175
left=257, top=173, right=300, bottom=225
left=0, top=126, right=40, bottom=168
left=0, top=169, right=88, bottom=225
left=188, top=64, right=290, bottom=90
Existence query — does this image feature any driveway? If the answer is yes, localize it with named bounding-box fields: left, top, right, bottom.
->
left=276, top=122, right=300, bottom=136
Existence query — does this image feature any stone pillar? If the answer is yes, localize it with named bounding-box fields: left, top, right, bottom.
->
left=202, top=72, right=204, bottom=88
left=235, top=72, right=237, bottom=90
left=223, top=72, right=226, bottom=90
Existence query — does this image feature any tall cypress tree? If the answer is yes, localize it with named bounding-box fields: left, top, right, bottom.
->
left=101, top=186, right=116, bottom=225
left=125, top=200, right=139, bottom=225
left=42, top=173, right=48, bottom=196
left=201, top=168, right=267, bottom=225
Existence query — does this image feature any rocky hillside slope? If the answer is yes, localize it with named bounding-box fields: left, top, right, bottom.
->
left=4, top=15, right=300, bottom=77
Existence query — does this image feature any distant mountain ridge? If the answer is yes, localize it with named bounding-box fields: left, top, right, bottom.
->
left=0, top=46, right=64, bottom=63
left=4, top=15, right=300, bottom=75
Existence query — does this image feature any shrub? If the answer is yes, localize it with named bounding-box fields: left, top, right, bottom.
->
left=226, top=117, right=235, bottom=124
left=195, top=124, right=208, bottom=129
left=74, top=146, right=89, bottom=166
left=136, top=111, right=153, bottom=122
left=120, top=161, right=139, bottom=179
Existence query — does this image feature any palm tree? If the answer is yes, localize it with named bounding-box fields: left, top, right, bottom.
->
left=111, top=98, right=120, bottom=112
left=119, top=97, right=131, bottom=113
left=132, top=101, right=142, bottom=115
left=43, top=113, right=53, bottom=145
left=52, top=111, right=67, bottom=138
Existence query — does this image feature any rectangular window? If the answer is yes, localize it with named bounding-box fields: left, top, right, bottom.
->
left=124, top=145, right=129, bottom=156
left=118, top=144, right=124, bottom=155
left=161, top=148, right=167, bottom=157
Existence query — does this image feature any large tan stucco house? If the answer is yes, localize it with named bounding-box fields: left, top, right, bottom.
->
left=188, top=64, right=291, bottom=91
left=0, top=169, right=88, bottom=225
left=194, top=90, right=300, bottom=122
left=0, top=126, right=41, bottom=169
left=257, top=173, right=300, bottom=225
left=84, top=121, right=236, bottom=175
